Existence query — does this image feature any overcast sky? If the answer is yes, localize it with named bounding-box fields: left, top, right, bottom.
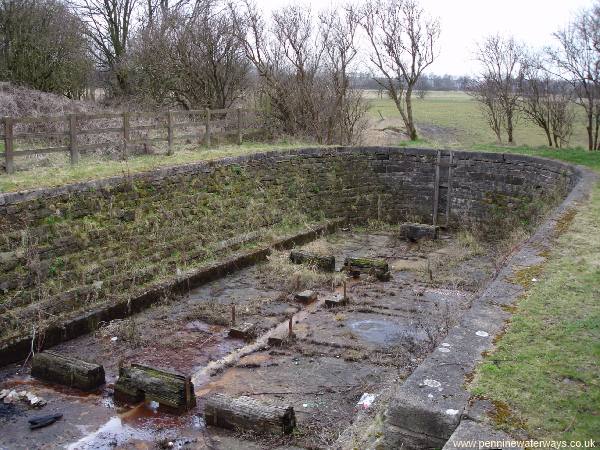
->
left=256, top=0, right=592, bottom=76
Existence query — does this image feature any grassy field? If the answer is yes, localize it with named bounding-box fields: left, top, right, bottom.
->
left=366, top=90, right=589, bottom=150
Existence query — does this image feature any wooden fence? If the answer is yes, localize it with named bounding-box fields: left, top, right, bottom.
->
left=0, top=108, right=255, bottom=174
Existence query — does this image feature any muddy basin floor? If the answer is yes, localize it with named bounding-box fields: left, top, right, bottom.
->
left=0, top=229, right=495, bottom=449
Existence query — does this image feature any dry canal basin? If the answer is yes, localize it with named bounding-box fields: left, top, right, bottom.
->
left=0, top=227, right=496, bottom=449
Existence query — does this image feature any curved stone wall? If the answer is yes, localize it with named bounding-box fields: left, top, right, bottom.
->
left=0, top=147, right=579, bottom=362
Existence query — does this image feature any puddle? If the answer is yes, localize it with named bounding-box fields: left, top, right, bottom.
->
left=67, top=416, right=153, bottom=450
left=347, top=319, right=426, bottom=346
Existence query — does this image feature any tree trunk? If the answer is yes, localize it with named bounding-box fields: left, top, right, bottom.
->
left=204, top=393, right=296, bottom=434
left=545, top=128, right=553, bottom=147
left=594, top=111, right=600, bottom=150
left=405, top=87, right=418, bottom=140
left=506, top=110, right=514, bottom=144
left=587, top=103, right=594, bottom=151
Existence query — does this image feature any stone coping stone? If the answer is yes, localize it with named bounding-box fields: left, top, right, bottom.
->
left=442, top=420, right=524, bottom=450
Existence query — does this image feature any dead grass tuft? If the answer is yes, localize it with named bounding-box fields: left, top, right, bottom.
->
left=258, top=250, right=345, bottom=294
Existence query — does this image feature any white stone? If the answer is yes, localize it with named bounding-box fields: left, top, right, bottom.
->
left=423, top=379, right=441, bottom=388
left=438, top=347, right=450, bottom=353
left=475, top=330, right=489, bottom=337
left=445, top=409, right=460, bottom=415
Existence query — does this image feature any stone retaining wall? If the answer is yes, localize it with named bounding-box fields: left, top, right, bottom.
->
left=0, top=147, right=579, bottom=362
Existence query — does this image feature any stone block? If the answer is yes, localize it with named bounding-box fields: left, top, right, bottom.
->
left=204, top=393, right=296, bottom=434
left=399, top=223, right=439, bottom=242
left=343, top=257, right=391, bottom=281
left=229, top=322, right=256, bottom=340
left=325, top=294, right=348, bottom=308
left=294, top=290, right=317, bottom=303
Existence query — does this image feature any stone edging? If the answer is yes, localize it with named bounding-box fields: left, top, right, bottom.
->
left=0, top=219, right=343, bottom=367
left=383, top=164, right=598, bottom=449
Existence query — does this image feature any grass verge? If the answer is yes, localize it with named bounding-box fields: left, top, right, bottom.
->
left=470, top=161, right=600, bottom=441
left=0, top=140, right=314, bottom=193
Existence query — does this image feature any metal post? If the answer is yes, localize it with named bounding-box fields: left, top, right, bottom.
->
left=288, top=317, right=293, bottom=338
left=231, top=305, right=236, bottom=326
left=3, top=117, right=14, bottom=174
left=167, top=110, right=174, bottom=155
left=68, top=114, right=79, bottom=165
left=205, top=108, right=211, bottom=147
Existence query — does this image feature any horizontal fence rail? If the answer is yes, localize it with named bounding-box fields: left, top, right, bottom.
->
left=1, top=108, right=257, bottom=174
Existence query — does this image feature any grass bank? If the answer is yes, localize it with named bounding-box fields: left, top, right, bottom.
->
left=0, top=140, right=313, bottom=193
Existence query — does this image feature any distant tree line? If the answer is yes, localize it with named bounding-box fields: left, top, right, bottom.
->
left=350, top=73, right=470, bottom=92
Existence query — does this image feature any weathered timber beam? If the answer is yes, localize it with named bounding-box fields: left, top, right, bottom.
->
left=289, top=250, right=335, bottom=272
left=343, top=257, right=391, bottom=281
left=31, top=351, right=105, bottom=391
left=204, top=392, right=296, bottom=434
left=114, top=364, right=196, bottom=413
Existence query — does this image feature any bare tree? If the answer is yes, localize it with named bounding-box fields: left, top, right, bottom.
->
left=73, top=0, right=139, bottom=95
left=320, top=5, right=368, bottom=143
left=466, top=76, right=505, bottom=143
left=475, top=34, right=524, bottom=144
left=131, top=0, right=248, bottom=109
left=156, top=0, right=249, bottom=109
left=0, top=0, right=92, bottom=98
left=519, top=52, right=575, bottom=148
left=233, top=1, right=367, bottom=143
left=359, top=0, right=440, bottom=141
left=548, top=4, right=600, bottom=150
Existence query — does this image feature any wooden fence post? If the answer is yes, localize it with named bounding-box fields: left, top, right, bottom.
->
left=205, top=108, right=211, bottom=147
left=3, top=117, right=14, bottom=174
left=68, top=114, right=79, bottom=165
left=122, top=112, right=130, bottom=159
left=236, top=108, right=242, bottom=145
left=167, top=110, right=174, bottom=155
